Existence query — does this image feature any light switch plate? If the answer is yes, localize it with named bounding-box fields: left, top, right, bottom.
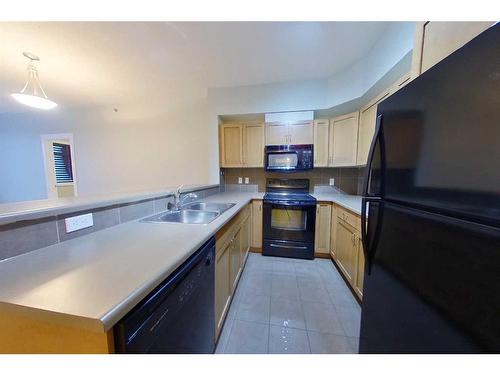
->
left=238, top=177, right=243, bottom=184
left=244, top=177, right=249, bottom=184
left=65, top=213, right=94, bottom=233
left=329, top=178, right=335, bottom=186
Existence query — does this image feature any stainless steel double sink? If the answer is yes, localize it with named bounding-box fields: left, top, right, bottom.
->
left=141, top=202, right=236, bottom=224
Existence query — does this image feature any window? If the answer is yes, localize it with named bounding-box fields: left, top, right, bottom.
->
left=52, top=142, right=73, bottom=184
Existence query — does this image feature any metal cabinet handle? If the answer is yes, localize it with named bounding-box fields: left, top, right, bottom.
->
left=269, top=243, right=308, bottom=250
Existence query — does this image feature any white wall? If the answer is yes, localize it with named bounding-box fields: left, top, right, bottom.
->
left=1, top=22, right=416, bottom=202
left=0, top=97, right=212, bottom=203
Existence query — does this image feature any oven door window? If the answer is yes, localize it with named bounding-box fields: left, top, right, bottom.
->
left=271, top=207, right=307, bottom=231
left=267, top=153, right=298, bottom=169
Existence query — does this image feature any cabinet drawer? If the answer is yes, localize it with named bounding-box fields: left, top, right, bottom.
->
left=337, top=206, right=361, bottom=232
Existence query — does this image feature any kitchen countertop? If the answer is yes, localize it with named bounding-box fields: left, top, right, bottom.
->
left=312, top=193, right=363, bottom=215
left=0, top=191, right=263, bottom=333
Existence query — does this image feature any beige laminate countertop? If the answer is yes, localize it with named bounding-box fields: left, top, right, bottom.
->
left=0, top=191, right=263, bottom=333
left=312, top=193, right=364, bottom=215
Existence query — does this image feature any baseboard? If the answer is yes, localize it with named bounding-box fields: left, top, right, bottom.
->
left=250, top=247, right=262, bottom=253
left=314, top=252, right=331, bottom=259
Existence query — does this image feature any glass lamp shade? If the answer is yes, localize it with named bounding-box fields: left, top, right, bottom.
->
left=11, top=93, right=58, bottom=110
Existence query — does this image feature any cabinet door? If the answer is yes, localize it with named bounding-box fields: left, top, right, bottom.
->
left=388, top=73, right=411, bottom=96
left=215, top=241, right=231, bottom=336
left=229, top=228, right=242, bottom=292
left=244, top=123, right=264, bottom=167
left=240, top=215, right=251, bottom=266
left=330, top=205, right=338, bottom=260
left=414, top=22, right=492, bottom=76
left=251, top=200, right=263, bottom=249
left=313, top=119, right=330, bottom=167
left=330, top=112, right=359, bottom=166
left=335, top=220, right=357, bottom=283
left=357, top=92, right=389, bottom=165
left=289, top=121, right=313, bottom=144
left=265, top=123, right=288, bottom=145
left=314, top=203, right=332, bottom=254
left=354, top=236, right=365, bottom=299
left=220, top=124, right=243, bottom=167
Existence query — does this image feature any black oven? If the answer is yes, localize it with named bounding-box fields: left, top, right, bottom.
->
left=262, top=179, right=316, bottom=259
left=264, top=144, right=313, bottom=172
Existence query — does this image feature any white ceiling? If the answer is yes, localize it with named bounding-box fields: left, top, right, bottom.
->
left=0, top=22, right=394, bottom=113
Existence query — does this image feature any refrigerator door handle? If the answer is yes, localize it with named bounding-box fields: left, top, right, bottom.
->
left=361, top=114, right=384, bottom=273
left=361, top=198, right=384, bottom=274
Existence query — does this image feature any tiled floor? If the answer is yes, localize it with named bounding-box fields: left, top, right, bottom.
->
left=215, top=252, right=361, bottom=354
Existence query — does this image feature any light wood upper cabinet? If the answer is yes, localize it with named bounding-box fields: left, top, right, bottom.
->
left=289, top=121, right=314, bottom=144
left=265, top=123, right=289, bottom=145
left=265, top=121, right=313, bottom=145
left=330, top=112, right=359, bottom=167
left=411, top=22, right=493, bottom=78
left=220, top=122, right=264, bottom=168
left=244, top=123, right=264, bottom=167
left=315, top=203, right=332, bottom=254
left=251, top=200, right=263, bottom=249
left=220, top=124, right=243, bottom=167
left=357, top=90, right=390, bottom=166
left=388, top=73, right=411, bottom=96
left=313, top=119, right=330, bottom=167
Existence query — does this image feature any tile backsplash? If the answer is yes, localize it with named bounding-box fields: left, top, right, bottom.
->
left=222, top=167, right=365, bottom=195
left=0, top=185, right=220, bottom=262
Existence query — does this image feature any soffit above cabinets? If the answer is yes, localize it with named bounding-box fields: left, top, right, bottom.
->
left=264, top=111, right=314, bottom=125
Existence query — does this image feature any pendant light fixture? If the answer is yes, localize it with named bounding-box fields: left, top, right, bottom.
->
left=11, top=52, right=57, bottom=110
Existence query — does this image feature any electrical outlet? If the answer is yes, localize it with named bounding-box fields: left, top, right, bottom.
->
left=238, top=177, right=243, bottom=184
left=65, top=213, right=94, bottom=233
left=244, top=177, right=249, bottom=184
left=329, top=178, right=335, bottom=186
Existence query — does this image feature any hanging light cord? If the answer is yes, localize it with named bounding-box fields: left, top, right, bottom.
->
left=19, top=61, right=49, bottom=99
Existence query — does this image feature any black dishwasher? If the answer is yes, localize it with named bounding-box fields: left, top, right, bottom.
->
left=114, top=237, right=215, bottom=353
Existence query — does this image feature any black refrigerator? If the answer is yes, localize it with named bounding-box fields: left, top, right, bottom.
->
left=359, top=23, right=500, bottom=353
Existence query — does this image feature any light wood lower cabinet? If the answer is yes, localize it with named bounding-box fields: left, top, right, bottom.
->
left=331, top=205, right=365, bottom=300
left=229, top=227, right=242, bottom=292
left=330, top=204, right=338, bottom=260
left=215, top=239, right=231, bottom=334
left=335, top=219, right=357, bottom=284
left=240, top=214, right=251, bottom=265
left=214, top=203, right=251, bottom=338
left=314, top=203, right=332, bottom=255
left=251, top=199, right=263, bottom=249
left=354, top=242, right=365, bottom=299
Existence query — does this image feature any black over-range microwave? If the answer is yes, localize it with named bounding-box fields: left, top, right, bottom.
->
left=264, top=144, right=314, bottom=172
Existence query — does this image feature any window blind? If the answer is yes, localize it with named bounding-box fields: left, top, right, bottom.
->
left=52, top=143, right=74, bottom=184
